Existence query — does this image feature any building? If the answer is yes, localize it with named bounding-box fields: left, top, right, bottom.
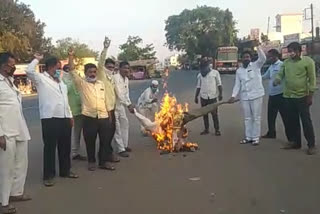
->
left=268, top=13, right=305, bottom=43
left=275, top=13, right=303, bottom=35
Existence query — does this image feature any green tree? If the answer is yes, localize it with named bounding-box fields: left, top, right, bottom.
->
left=0, top=0, right=53, bottom=61
left=52, top=37, right=98, bottom=68
left=118, top=36, right=156, bottom=61
left=165, top=6, right=237, bottom=59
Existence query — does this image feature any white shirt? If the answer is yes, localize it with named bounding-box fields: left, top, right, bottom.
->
left=232, top=47, right=266, bottom=101
left=113, top=73, right=131, bottom=110
left=137, top=87, right=159, bottom=109
left=197, top=69, right=222, bottom=99
left=26, top=59, right=72, bottom=119
left=0, top=74, right=30, bottom=141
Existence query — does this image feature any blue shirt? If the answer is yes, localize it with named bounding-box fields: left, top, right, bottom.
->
left=262, top=60, right=284, bottom=96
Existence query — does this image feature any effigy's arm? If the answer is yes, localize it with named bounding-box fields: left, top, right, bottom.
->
left=133, top=109, right=158, bottom=132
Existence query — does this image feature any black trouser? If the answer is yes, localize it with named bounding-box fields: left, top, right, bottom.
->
left=200, top=97, right=219, bottom=131
left=285, top=97, right=315, bottom=148
left=108, top=110, right=116, bottom=152
left=82, top=115, right=113, bottom=165
left=41, top=118, right=72, bottom=180
left=267, top=94, right=290, bottom=140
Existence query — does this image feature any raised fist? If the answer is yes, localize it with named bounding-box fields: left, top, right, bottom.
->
left=104, top=36, right=111, bottom=48
left=34, top=53, right=44, bottom=61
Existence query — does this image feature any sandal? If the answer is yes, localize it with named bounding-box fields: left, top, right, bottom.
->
left=43, top=179, right=55, bottom=187
left=240, top=139, right=252, bottom=144
left=99, top=162, right=116, bottom=171
left=1, top=205, right=17, bottom=214
left=61, top=172, right=79, bottom=179
left=10, top=194, right=32, bottom=202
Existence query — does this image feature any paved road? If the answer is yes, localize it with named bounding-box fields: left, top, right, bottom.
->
left=17, top=71, right=320, bottom=214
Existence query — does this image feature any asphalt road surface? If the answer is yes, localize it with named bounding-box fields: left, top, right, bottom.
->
left=16, top=70, right=320, bottom=214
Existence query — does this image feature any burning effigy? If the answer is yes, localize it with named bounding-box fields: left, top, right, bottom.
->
left=134, top=94, right=235, bottom=153
left=134, top=93, right=198, bottom=153
left=134, top=67, right=236, bottom=153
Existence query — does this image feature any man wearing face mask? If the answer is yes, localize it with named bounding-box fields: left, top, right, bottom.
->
left=228, top=46, right=266, bottom=146
left=0, top=52, right=31, bottom=214
left=96, top=37, right=120, bottom=163
left=195, top=57, right=222, bottom=136
left=274, top=42, right=317, bottom=155
left=137, top=80, right=159, bottom=135
left=113, top=61, right=135, bottom=158
left=68, top=50, right=115, bottom=171
left=26, top=54, right=78, bottom=187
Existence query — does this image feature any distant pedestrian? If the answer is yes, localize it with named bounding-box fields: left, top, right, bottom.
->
left=261, top=49, right=290, bottom=140
left=228, top=46, right=266, bottom=145
left=274, top=42, right=317, bottom=155
left=195, top=57, right=223, bottom=136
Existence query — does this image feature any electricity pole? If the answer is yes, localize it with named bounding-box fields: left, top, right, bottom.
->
left=304, top=4, right=314, bottom=55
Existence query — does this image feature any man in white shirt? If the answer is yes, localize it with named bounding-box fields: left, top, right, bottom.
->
left=195, top=57, right=223, bottom=136
left=228, top=46, right=266, bottom=145
left=0, top=52, right=31, bottom=214
left=137, top=80, right=159, bottom=135
left=113, top=61, right=135, bottom=158
left=26, top=54, right=78, bottom=187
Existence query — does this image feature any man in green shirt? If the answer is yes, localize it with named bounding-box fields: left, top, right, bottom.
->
left=62, top=65, right=86, bottom=160
left=274, top=42, right=317, bottom=155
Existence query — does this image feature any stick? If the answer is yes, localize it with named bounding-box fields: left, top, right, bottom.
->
left=182, top=100, right=239, bottom=125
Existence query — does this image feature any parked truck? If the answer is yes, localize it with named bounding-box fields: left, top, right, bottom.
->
left=214, top=46, right=238, bottom=74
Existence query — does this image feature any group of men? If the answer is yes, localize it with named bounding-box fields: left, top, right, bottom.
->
left=196, top=42, right=317, bottom=155
left=0, top=37, right=160, bottom=213
left=0, top=38, right=317, bottom=213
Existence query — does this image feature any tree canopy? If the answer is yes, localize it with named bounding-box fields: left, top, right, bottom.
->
left=52, top=37, right=98, bottom=69
left=52, top=37, right=98, bottom=60
left=165, top=6, right=237, bottom=60
left=0, top=0, right=53, bottom=62
left=118, top=36, right=156, bottom=61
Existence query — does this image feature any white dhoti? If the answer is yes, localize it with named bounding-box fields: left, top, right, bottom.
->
left=113, top=105, right=129, bottom=153
left=0, top=137, right=28, bottom=206
left=241, top=97, right=263, bottom=141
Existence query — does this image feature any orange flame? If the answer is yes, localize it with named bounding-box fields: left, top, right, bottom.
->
left=151, top=93, right=198, bottom=152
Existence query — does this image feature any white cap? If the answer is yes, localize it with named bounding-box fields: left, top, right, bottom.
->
left=151, top=80, right=159, bottom=86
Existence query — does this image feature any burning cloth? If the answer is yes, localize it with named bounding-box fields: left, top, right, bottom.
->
left=133, top=93, right=198, bottom=152
left=133, top=93, right=237, bottom=153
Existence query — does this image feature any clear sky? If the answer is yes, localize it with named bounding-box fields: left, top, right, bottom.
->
left=22, top=0, right=319, bottom=60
